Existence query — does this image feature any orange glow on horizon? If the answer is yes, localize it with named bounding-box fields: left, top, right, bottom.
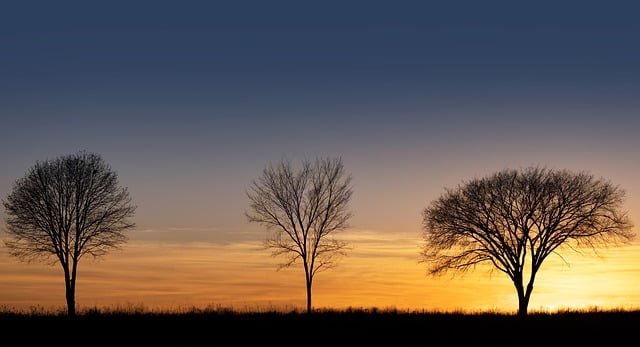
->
left=1, top=228, right=640, bottom=314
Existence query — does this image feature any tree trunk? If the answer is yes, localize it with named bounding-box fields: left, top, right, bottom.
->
left=517, top=281, right=533, bottom=317
left=63, top=264, right=77, bottom=317
left=514, top=276, right=529, bottom=317
left=66, top=286, right=76, bottom=317
left=306, top=277, right=312, bottom=314
left=517, top=298, right=528, bottom=317
left=65, top=275, right=76, bottom=317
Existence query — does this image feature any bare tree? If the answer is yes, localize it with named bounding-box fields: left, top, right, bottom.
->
left=3, top=151, right=136, bottom=316
left=246, top=156, right=353, bottom=314
left=421, top=166, right=634, bottom=317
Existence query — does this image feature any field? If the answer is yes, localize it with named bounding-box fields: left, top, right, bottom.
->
left=2, top=306, right=638, bottom=345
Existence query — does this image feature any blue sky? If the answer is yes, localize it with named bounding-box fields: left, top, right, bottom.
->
left=1, top=1, right=639, bottom=241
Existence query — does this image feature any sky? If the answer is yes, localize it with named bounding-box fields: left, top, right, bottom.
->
left=1, top=1, right=640, bottom=313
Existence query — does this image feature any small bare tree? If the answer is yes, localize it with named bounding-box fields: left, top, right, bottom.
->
left=421, top=166, right=634, bottom=317
left=3, top=151, right=136, bottom=316
left=246, top=156, right=353, bottom=314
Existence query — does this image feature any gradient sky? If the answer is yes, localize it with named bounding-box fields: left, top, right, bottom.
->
left=1, top=1, right=640, bottom=313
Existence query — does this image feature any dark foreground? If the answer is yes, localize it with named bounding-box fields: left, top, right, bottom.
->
left=3, top=309, right=638, bottom=345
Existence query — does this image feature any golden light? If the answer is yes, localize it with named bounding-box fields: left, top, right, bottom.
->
left=1, top=228, right=639, bottom=313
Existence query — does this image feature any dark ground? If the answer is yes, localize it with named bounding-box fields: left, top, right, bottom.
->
left=3, top=309, right=637, bottom=346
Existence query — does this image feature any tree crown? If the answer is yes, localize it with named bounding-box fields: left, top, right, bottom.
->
left=3, top=151, right=136, bottom=263
left=246, top=156, right=353, bottom=272
left=421, top=166, right=634, bottom=276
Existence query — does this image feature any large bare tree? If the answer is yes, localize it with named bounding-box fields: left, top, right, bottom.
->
left=421, top=166, right=634, bottom=316
left=3, top=151, right=136, bottom=316
left=246, top=156, right=353, bottom=314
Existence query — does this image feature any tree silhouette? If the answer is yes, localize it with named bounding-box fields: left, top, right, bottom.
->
left=421, top=166, right=634, bottom=317
left=3, top=151, right=136, bottom=316
left=246, top=156, right=353, bottom=314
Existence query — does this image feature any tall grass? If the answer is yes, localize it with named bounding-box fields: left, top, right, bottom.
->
left=1, top=302, right=637, bottom=317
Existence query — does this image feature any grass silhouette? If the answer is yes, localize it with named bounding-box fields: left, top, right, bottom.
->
left=1, top=305, right=638, bottom=345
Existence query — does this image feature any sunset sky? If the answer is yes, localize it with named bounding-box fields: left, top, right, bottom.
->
left=1, top=1, right=640, bottom=313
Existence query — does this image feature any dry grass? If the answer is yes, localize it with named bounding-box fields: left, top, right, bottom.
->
left=2, top=304, right=638, bottom=345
